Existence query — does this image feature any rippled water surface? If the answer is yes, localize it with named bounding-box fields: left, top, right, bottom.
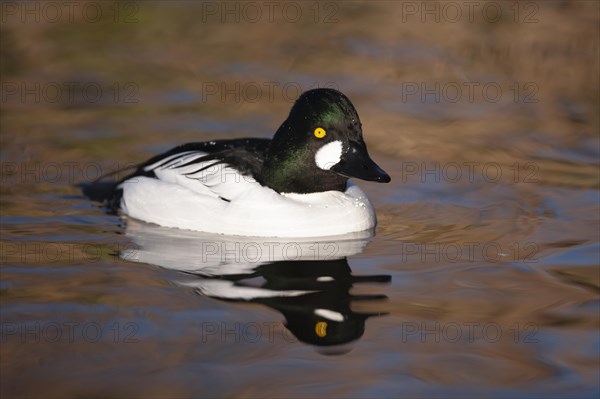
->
left=1, top=2, right=599, bottom=398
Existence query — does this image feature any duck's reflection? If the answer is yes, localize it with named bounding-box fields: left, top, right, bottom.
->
left=121, top=220, right=391, bottom=349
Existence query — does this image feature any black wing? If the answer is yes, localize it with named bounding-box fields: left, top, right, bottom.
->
left=103, top=138, right=270, bottom=211
left=128, top=138, right=271, bottom=180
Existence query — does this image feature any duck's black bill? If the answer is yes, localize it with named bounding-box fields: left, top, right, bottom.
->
left=331, top=141, right=391, bottom=183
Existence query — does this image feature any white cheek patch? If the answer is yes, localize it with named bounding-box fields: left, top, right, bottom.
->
left=315, top=140, right=343, bottom=170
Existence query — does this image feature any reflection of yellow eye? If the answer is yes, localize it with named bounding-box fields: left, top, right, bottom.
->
left=314, top=127, right=326, bottom=139
left=315, top=321, right=328, bottom=337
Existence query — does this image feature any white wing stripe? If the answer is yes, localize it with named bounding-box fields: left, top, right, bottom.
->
left=163, top=153, right=207, bottom=169
left=132, top=150, right=260, bottom=201
left=143, top=151, right=198, bottom=171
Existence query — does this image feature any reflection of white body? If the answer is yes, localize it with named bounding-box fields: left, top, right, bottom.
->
left=119, top=151, right=377, bottom=237
left=122, top=219, right=371, bottom=272
left=122, top=220, right=371, bottom=300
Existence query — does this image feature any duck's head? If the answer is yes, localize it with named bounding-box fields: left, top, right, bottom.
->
left=262, top=88, right=391, bottom=194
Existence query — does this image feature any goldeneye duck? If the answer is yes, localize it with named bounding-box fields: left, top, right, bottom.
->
left=112, top=88, right=391, bottom=237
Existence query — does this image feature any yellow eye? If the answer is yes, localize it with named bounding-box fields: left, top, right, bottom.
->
left=313, top=127, right=326, bottom=139
left=315, top=321, right=328, bottom=337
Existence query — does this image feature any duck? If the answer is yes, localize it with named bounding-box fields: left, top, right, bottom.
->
left=111, top=88, right=391, bottom=237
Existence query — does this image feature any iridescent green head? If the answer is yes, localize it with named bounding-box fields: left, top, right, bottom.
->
left=260, top=89, right=390, bottom=194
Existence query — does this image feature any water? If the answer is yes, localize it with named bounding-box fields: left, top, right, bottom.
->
left=1, top=2, right=599, bottom=398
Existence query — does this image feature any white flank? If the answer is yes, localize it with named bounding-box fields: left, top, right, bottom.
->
left=121, top=178, right=376, bottom=237
left=315, top=140, right=343, bottom=170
